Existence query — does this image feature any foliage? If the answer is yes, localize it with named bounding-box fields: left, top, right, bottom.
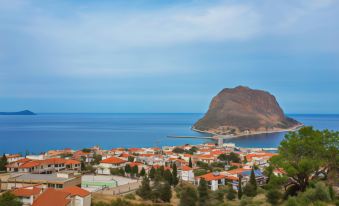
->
left=125, top=164, right=131, bottom=174
left=271, top=127, right=339, bottom=192
left=266, top=189, right=282, bottom=205
left=194, top=169, right=208, bottom=177
left=159, top=181, right=172, bottom=202
left=189, top=157, right=193, bottom=167
left=163, top=169, right=173, bottom=185
left=238, top=177, right=243, bottom=200
left=92, top=154, right=102, bottom=165
left=128, top=156, right=135, bottom=162
left=140, top=167, right=146, bottom=177
left=136, top=176, right=152, bottom=200
left=196, top=161, right=211, bottom=171
left=218, top=152, right=241, bottom=163
left=250, top=169, right=257, bottom=190
left=0, top=154, right=8, bottom=171
left=131, top=165, right=139, bottom=177
left=209, top=190, right=224, bottom=206
left=226, top=186, right=237, bottom=201
left=239, top=196, right=253, bottom=206
left=110, top=168, right=125, bottom=176
left=124, top=193, right=136, bottom=200
left=198, top=178, right=209, bottom=206
left=172, top=163, right=179, bottom=186
left=179, top=186, right=198, bottom=206
left=149, top=167, right=155, bottom=179
left=172, top=147, right=185, bottom=154
left=243, top=183, right=257, bottom=197
left=0, top=192, right=21, bottom=206
left=81, top=148, right=91, bottom=153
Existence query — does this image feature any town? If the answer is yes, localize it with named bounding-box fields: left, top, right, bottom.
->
left=0, top=127, right=337, bottom=206
left=0, top=141, right=280, bottom=206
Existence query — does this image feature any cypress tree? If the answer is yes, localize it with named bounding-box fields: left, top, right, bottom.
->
left=164, top=169, right=173, bottom=185
left=149, top=167, right=155, bottom=179
left=238, top=176, right=243, bottom=199
left=132, top=165, right=139, bottom=177
left=125, top=164, right=131, bottom=174
left=198, top=178, right=209, bottom=206
left=250, top=168, right=257, bottom=189
left=189, top=157, right=193, bottom=168
left=140, top=167, right=146, bottom=177
left=172, top=163, right=179, bottom=186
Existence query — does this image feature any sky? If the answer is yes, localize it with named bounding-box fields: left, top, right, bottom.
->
left=0, top=0, right=338, bottom=113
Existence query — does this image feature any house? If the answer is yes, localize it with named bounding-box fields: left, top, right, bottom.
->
left=12, top=185, right=44, bottom=206
left=6, top=154, right=23, bottom=163
left=96, top=157, right=126, bottom=175
left=62, top=186, right=91, bottom=206
left=179, top=165, right=194, bottom=182
left=32, top=188, right=71, bottom=206
left=196, top=172, right=227, bottom=191
left=6, top=172, right=81, bottom=190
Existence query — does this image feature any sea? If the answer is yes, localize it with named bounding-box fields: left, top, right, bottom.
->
left=0, top=113, right=338, bottom=154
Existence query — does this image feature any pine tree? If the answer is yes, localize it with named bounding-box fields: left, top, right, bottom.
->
left=189, top=157, right=193, bottom=168
left=132, top=165, right=139, bottom=177
left=198, top=178, right=209, bottom=206
left=172, top=163, right=179, bottom=186
left=149, top=167, right=155, bottom=179
left=238, top=176, right=243, bottom=199
left=136, top=176, right=152, bottom=200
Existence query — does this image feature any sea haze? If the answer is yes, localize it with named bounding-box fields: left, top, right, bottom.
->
left=0, top=114, right=338, bottom=154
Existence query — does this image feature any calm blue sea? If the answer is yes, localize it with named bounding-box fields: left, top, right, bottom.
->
left=0, top=113, right=338, bottom=154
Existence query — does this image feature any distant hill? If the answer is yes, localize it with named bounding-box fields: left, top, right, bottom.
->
left=0, top=110, right=36, bottom=115
left=193, top=86, right=301, bottom=136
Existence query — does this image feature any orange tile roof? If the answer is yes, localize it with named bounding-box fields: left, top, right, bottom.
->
left=181, top=165, right=193, bottom=171
left=100, top=157, right=126, bottom=164
left=12, top=187, right=42, bottom=197
left=19, top=161, right=40, bottom=168
left=224, top=175, right=239, bottom=181
left=198, top=172, right=226, bottom=181
left=65, top=159, right=80, bottom=165
left=128, top=162, right=143, bottom=167
left=62, top=186, right=90, bottom=197
left=7, top=154, right=21, bottom=158
left=33, top=188, right=71, bottom=206
left=245, top=153, right=277, bottom=161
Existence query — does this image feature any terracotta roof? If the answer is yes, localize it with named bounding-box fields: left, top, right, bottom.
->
left=12, top=187, right=42, bottom=197
left=64, top=159, right=80, bottom=165
left=224, top=175, right=239, bottom=181
left=128, top=162, right=143, bottom=167
left=7, top=154, right=21, bottom=158
left=62, top=186, right=90, bottom=197
left=19, top=161, right=40, bottom=168
left=198, top=172, right=226, bottom=181
left=246, top=153, right=277, bottom=161
left=181, top=165, right=193, bottom=171
left=33, top=188, right=71, bottom=206
left=100, top=156, right=126, bottom=164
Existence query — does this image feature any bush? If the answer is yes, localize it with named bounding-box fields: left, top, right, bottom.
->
left=226, top=186, right=237, bottom=201
left=124, top=193, right=136, bottom=200
left=266, top=189, right=282, bottom=205
left=285, top=197, right=298, bottom=206
left=240, top=196, right=253, bottom=206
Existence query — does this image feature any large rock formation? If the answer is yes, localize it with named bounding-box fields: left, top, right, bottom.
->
left=193, top=86, right=300, bottom=135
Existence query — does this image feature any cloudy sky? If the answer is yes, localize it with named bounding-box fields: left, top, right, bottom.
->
left=0, top=0, right=338, bottom=113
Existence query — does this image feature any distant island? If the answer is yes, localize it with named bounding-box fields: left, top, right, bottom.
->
left=0, top=110, right=36, bottom=115
left=193, top=86, right=302, bottom=137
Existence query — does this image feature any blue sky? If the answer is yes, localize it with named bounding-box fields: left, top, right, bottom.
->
left=0, top=0, right=338, bottom=113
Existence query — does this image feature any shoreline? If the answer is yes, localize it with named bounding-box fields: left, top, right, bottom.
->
left=191, top=123, right=304, bottom=140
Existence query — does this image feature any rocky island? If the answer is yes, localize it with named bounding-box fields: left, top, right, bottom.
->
left=193, top=86, right=302, bottom=136
left=0, top=110, right=36, bottom=115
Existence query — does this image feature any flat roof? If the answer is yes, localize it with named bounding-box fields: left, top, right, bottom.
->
left=10, top=173, right=77, bottom=183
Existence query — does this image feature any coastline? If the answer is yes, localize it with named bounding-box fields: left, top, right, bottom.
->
left=191, top=123, right=304, bottom=140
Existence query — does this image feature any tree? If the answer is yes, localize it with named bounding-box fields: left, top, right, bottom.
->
left=149, top=167, right=155, bottom=180
left=159, top=181, right=172, bottom=202
left=127, top=156, right=134, bottom=162
left=217, top=152, right=241, bottom=163
left=180, top=186, right=198, bottom=206
left=140, top=167, right=146, bottom=177
left=136, top=176, right=152, bottom=200
left=189, top=157, right=193, bottom=168
left=124, top=164, right=131, bottom=174
left=238, top=176, right=243, bottom=199
left=132, top=165, right=139, bottom=177
left=266, top=189, right=282, bottom=205
left=250, top=168, right=257, bottom=190
left=172, top=147, right=185, bottom=154
left=92, top=154, right=102, bottom=165
left=0, top=192, right=21, bottom=206
left=0, top=154, right=8, bottom=171
left=172, top=163, right=179, bottom=186
left=164, top=169, right=173, bottom=185
left=227, top=186, right=237, bottom=200
left=270, top=127, right=333, bottom=192
left=198, top=178, right=209, bottom=206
